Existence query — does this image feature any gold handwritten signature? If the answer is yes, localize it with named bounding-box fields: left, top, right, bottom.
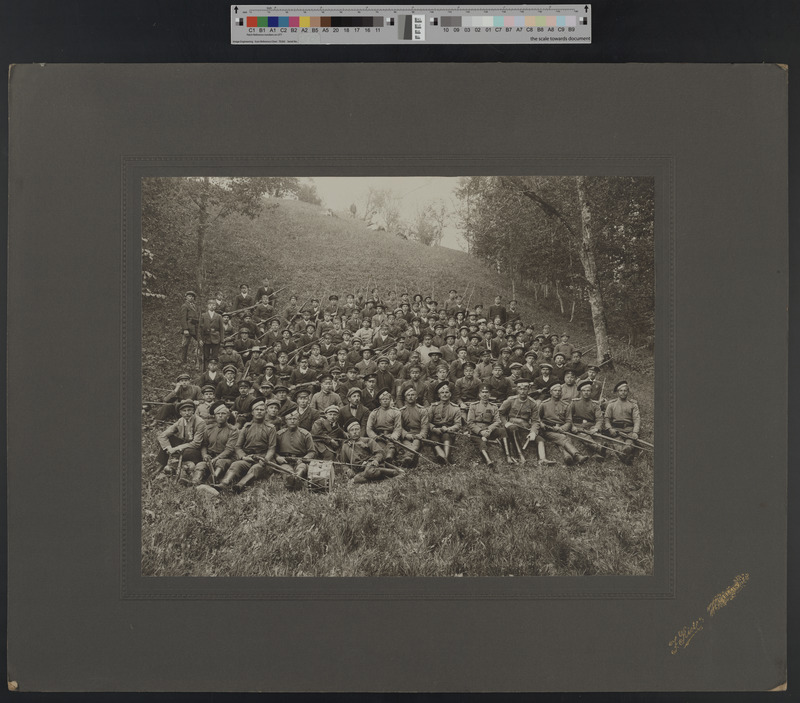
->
left=669, top=573, right=750, bottom=655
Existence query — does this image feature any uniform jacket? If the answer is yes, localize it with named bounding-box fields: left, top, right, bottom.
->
left=399, top=403, right=430, bottom=439
left=538, top=398, right=571, bottom=432
left=236, top=419, right=277, bottom=457
left=428, top=400, right=462, bottom=431
left=366, top=406, right=402, bottom=440
left=603, top=398, right=641, bottom=433
left=276, top=426, right=315, bottom=457
left=201, top=423, right=239, bottom=460
left=467, top=400, right=502, bottom=434
left=569, top=398, right=603, bottom=432
left=499, top=395, right=538, bottom=428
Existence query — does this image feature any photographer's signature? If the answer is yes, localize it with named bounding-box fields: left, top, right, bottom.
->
left=669, top=573, right=749, bottom=655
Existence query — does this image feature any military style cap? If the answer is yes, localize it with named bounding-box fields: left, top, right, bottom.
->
left=445, top=331, right=457, bottom=339
left=324, top=405, right=341, bottom=415
left=459, top=325, right=469, bottom=332
left=478, top=384, right=491, bottom=393
left=274, top=385, right=289, bottom=394
left=509, top=362, right=523, bottom=370
left=402, top=385, right=418, bottom=397
left=176, top=372, right=191, bottom=381
left=222, top=364, right=237, bottom=374
left=535, top=334, right=546, bottom=341
left=500, top=346, right=512, bottom=355
left=563, top=368, right=577, bottom=377
left=186, top=290, right=196, bottom=297
left=561, top=332, right=570, bottom=338
left=492, top=362, right=504, bottom=370
left=614, top=380, right=629, bottom=392
left=260, top=381, right=274, bottom=389
left=434, top=322, right=445, bottom=329
left=577, top=380, right=593, bottom=391
left=514, top=377, right=531, bottom=386
left=377, top=356, right=389, bottom=364
left=512, top=344, right=525, bottom=352
left=587, top=364, right=600, bottom=372
left=539, top=363, right=553, bottom=370
left=428, top=347, right=442, bottom=356
left=329, top=294, right=339, bottom=300
left=201, top=384, right=216, bottom=393
left=328, top=365, right=342, bottom=373
left=177, top=399, right=195, bottom=411
left=347, top=386, right=363, bottom=398
left=376, top=387, right=393, bottom=399
left=433, top=381, right=452, bottom=396
left=361, top=346, right=373, bottom=354
left=554, top=353, right=566, bottom=361
left=293, top=388, right=311, bottom=399
left=480, top=348, right=492, bottom=356
left=346, top=419, right=362, bottom=431
left=572, top=349, right=583, bottom=356
left=223, top=339, right=235, bottom=347
left=407, top=364, right=422, bottom=372
left=238, top=379, right=252, bottom=388
left=524, top=350, right=536, bottom=358
left=265, top=398, right=281, bottom=408
left=463, top=361, right=476, bottom=370
left=364, top=373, right=377, bottom=381
left=319, top=373, right=333, bottom=382
left=210, top=400, right=229, bottom=414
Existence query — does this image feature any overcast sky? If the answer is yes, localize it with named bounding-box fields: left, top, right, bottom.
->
left=309, top=177, right=466, bottom=250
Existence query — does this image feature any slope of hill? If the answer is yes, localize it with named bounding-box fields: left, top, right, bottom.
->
left=141, top=196, right=654, bottom=578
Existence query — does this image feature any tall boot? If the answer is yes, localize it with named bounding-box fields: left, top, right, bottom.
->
left=502, top=437, right=518, bottom=464
left=443, top=440, right=452, bottom=465
left=511, top=432, right=526, bottom=464
left=480, top=446, right=494, bottom=466
left=232, top=468, right=257, bottom=494
left=538, top=442, right=555, bottom=465
left=565, top=440, right=588, bottom=465
left=434, top=445, right=446, bottom=465
left=190, top=465, right=206, bottom=485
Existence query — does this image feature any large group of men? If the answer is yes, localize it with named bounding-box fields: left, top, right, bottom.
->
left=150, top=278, right=647, bottom=493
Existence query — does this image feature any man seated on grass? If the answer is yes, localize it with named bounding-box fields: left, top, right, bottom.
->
left=428, top=381, right=462, bottom=465
left=366, top=388, right=403, bottom=463
left=231, top=378, right=255, bottom=428
left=338, top=420, right=400, bottom=484
left=499, top=378, right=540, bottom=464
left=398, top=386, right=430, bottom=468
left=274, top=409, right=318, bottom=491
left=193, top=401, right=239, bottom=485
left=338, top=386, right=369, bottom=436
left=217, top=397, right=277, bottom=492
left=194, top=384, right=218, bottom=422
left=293, top=387, right=319, bottom=432
left=467, top=384, right=518, bottom=467
left=312, top=405, right=344, bottom=460
left=156, top=399, right=205, bottom=477
left=560, top=368, right=580, bottom=403
left=155, top=372, right=202, bottom=424
left=310, top=373, right=343, bottom=413
left=537, top=384, right=588, bottom=467
left=569, top=379, right=607, bottom=462
left=603, top=380, right=642, bottom=464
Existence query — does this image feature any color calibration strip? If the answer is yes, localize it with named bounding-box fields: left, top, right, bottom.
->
left=231, top=5, right=591, bottom=45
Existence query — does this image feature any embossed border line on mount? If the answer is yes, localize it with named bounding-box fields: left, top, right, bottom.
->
left=121, top=156, right=675, bottom=600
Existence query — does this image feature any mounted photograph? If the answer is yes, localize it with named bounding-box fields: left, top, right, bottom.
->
left=140, top=174, right=655, bottom=577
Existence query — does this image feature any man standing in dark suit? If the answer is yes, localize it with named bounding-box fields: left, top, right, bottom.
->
left=199, top=298, right=224, bottom=369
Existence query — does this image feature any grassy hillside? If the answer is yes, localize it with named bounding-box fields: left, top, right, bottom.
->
left=142, top=197, right=654, bottom=577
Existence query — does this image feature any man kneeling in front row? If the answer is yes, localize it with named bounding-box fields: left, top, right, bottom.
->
left=338, top=419, right=401, bottom=484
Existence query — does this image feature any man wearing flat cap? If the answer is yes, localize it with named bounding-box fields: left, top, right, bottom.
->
left=311, top=405, right=345, bottom=460
left=273, top=409, right=317, bottom=491
left=554, top=332, right=575, bottom=360
left=603, top=380, right=642, bottom=463
left=487, top=363, right=514, bottom=403
left=397, top=387, right=430, bottom=468
left=374, top=355, right=396, bottom=395
left=155, top=372, right=202, bottom=423
left=338, top=420, right=399, bottom=484
left=195, top=384, right=218, bottom=422
left=217, top=397, right=277, bottom=491
left=499, top=379, right=540, bottom=464
left=338, top=386, right=369, bottom=436
left=193, top=401, right=239, bottom=485
left=366, top=388, right=403, bottom=463
left=156, top=398, right=206, bottom=477
left=467, top=384, right=517, bottom=466
left=217, top=340, right=245, bottom=377
left=532, top=363, right=558, bottom=400
left=428, top=381, right=462, bottom=465
left=310, top=374, right=343, bottom=413
left=361, top=373, right=380, bottom=411
left=231, top=378, right=256, bottom=428
left=214, top=364, right=240, bottom=414
left=293, top=387, right=320, bottom=432
left=538, top=384, right=588, bottom=467
left=569, top=379, right=606, bottom=461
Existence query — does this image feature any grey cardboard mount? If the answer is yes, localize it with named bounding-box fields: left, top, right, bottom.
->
left=7, top=64, right=787, bottom=692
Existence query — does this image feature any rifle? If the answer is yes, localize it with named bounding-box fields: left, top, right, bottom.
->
left=556, top=428, right=627, bottom=458
left=600, top=430, right=654, bottom=452
left=262, top=460, right=315, bottom=487
left=386, top=436, right=437, bottom=467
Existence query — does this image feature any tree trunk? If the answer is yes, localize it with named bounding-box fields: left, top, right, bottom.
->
left=575, top=177, right=611, bottom=361
left=569, top=299, right=576, bottom=323
left=555, top=279, right=565, bottom=314
left=196, top=177, right=210, bottom=294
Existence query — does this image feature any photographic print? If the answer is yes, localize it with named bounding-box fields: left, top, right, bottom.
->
left=140, top=174, right=655, bottom=577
